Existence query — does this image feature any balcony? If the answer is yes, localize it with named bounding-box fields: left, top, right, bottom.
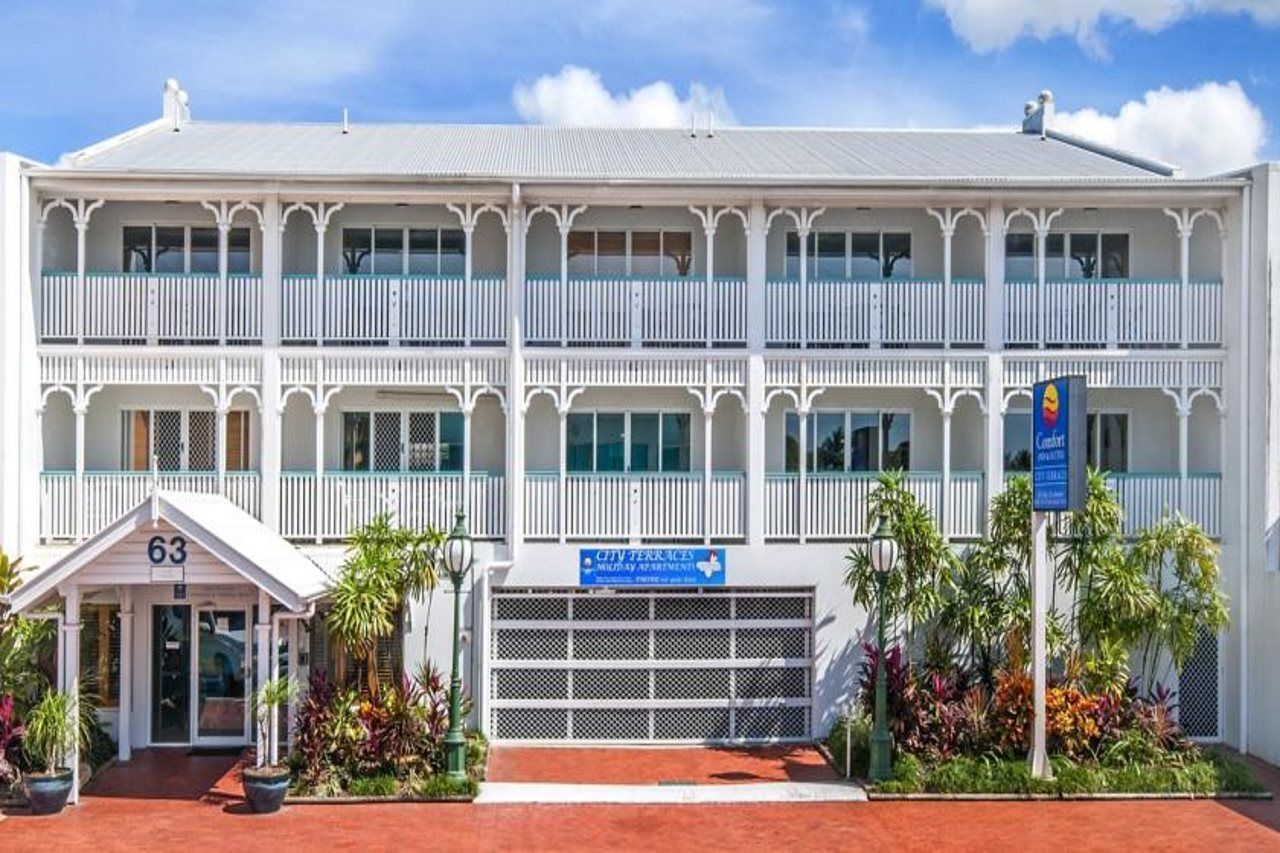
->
left=1004, top=279, right=1221, bottom=348
left=279, top=471, right=506, bottom=542
left=766, top=279, right=985, bottom=348
left=524, top=471, right=746, bottom=541
left=1107, top=472, right=1221, bottom=538
left=281, top=275, right=508, bottom=346
left=40, top=272, right=263, bottom=344
left=764, top=472, right=985, bottom=541
left=39, top=471, right=261, bottom=541
left=525, top=276, right=747, bottom=347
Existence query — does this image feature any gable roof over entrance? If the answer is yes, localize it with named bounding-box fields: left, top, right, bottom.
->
left=6, top=491, right=333, bottom=613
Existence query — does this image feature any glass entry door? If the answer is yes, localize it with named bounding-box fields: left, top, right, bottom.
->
left=151, top=605, right=191, bottom=743
left=196, top=609, right=249, bottom=742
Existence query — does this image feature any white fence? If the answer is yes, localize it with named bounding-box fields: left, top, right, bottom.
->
left=523, top=472, right=746, bottom=541
left=281, top=275, right=507, bottom=345
left=39, top=471, right=260, bottom=542
left=764, top=472, right=985, bottom=540
left=1107, top=473, right=1221, bottom=538
left=278, top=472, right=505, bottom=542
left=766, top=279, right=984, bottom=347
left=41, top=273, right=263, bottom=344
left=1004, top=279, right=1221, bottom=348
left=525, top=277, right=748, bottom=346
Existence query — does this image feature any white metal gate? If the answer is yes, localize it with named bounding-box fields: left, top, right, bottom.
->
left=488, top=588, right=814, bottom=743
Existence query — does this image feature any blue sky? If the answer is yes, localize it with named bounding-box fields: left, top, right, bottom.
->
left=0, top=1, right=1275, bottom=174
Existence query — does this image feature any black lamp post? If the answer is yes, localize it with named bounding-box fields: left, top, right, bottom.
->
left=867, top=513, right=899, bottom=782
left=442, top=509, right=474, bottom=782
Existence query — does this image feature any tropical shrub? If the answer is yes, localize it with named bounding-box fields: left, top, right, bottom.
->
left=22, top=690, right=88, bottom=774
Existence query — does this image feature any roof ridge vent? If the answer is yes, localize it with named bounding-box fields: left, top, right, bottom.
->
left=1022, top=90, right=1054, bottom=140
left=162, top=78, right=191, bottom=132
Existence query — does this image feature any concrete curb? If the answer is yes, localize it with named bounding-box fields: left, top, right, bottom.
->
left=474, top=781, right=869, bottom=805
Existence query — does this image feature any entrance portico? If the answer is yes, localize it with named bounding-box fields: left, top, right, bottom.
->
left=6, top=490, right=331, bottom=803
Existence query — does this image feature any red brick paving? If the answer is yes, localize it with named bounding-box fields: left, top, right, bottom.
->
left=487, top=745, right=839, bottom=785
left=1, top=748, right=1277, bottom=852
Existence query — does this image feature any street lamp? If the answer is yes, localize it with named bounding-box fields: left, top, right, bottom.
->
left=442, top=509, right=474, bottom=782
left=867, top=513, right=899, bottom=783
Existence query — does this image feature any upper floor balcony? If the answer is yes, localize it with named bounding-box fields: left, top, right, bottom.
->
left=35, top=200, right=1228, bottom=351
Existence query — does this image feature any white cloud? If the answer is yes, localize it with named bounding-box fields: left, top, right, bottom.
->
left=513, top=66, right=736, bottom=128
left=1051, top=81, right=1265, bottom=175
left=926, top=0, right=1280, bottom=54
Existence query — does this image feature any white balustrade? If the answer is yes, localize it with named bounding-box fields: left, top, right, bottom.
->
left=39, top=471, right=261, bottom=542
left=1003, top=279, right=1220, bottom=348
left=764, top=472, right=983, bottom=540
left=279, top=472, right=505, bottom=542
left=524, top=472, right=745, bottom=541
left=1107, top=473, right=1220, bottom=538
left=766, top=279, right=983, bottom=347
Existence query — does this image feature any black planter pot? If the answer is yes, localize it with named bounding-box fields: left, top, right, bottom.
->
left=242, top=766, right=290, bottom=814
left=24, top=769, right=73, bottom=816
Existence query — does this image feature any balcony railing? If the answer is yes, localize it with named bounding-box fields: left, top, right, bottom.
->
left=525, top=276, right=747, bottom=347
left=279, top=471, right=505, bottom=542
left=39, top=471, right=261, bottom=542
left=766, top=278, right=985, bottom=348
left=524, top=471, right=746, bottom=541
left=764, top=471, right=985, bottom=540
left=40, top=272, right=263, bottom=344
left=282, top=274, right=507, bottom=345
left=1106, top=472, right=1220, bottom=538
left=1005, top=279, right=1221, bottom=348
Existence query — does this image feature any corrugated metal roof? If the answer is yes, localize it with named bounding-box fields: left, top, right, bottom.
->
left=56, top=122, right=1173, bottom=183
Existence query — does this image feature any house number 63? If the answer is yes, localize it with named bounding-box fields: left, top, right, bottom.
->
left=148, top=535, right=188, bottom=566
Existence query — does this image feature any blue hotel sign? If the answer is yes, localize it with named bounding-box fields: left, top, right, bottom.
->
left=1032, top=375, right=1087, bottom=512
left=579, top=548, right=726, bottom=587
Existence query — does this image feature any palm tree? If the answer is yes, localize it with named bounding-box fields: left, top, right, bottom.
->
left=325, top=514, right=443, bottom=698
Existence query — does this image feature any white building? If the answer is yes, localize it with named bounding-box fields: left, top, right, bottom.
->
left=1, top=83, right=1277, bottom=764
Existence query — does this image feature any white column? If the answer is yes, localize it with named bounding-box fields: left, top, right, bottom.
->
left=462, top=405, right=474, bottom=520
left=313, top=221, right=326, bottom=345
left=1030, top=511, right=1051, bottom=779
left=702, top=403, right=714, bottom=544
left=262, top=197, right=282, bottom=349
left=984, top=353, right=1004, bottom=515
left=63, top=584, right=81, bottom=803
left=285, top=619, right=300, bottom=752
left=73, top=401, right=86, bottom=542
left=216, top=404, right=229, bottom=497
left=941, top=405, right=953, bottom=539
left=797, top=408, right=809, bottom=544
left=260, top=197, right=283, bottom=531
left=1178, top=402, right=1190, bottom=516
left=74, top=218, right=87, bottom=345
left=703, top=221, right=716, bottom=348
left=506, top=203, right=526, bottom=557
left=941, top=221, right=954, bottom=348
left=797, top=226, right=810, bottom=349
left=463, top=222, right=475, bottom=346
left=558, top=224, right=570, bottom=348
left=268, top=618, right=280, bottom=765
left=313, top=404, right=325, bottom=543
left=1035, top=223, right=1047, bottom=349
left=1178, top=216, right=1191, bottom=349
left=746, top=356, right=766, bottom=546
left=217, top=220, right=229, bottom=345
left=557, top=408, right=569, bottom=543
left=254, top=590, right=270, bottom=767
left=746, top=202, right=767, bottom=351
left=116, top=588, right=133, bottom=762
left=986, top=202, right=1005, bottom=350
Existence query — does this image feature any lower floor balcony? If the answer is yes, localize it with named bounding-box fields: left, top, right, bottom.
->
left=37, top=469, right=1222, bottom=546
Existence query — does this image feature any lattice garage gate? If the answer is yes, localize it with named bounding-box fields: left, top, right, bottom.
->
left=488, top=588, right=814, bottom=743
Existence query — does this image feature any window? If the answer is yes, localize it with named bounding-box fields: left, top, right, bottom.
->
left=566, top=230, right=694, bottom=277
left=565, top=411, right=692, bottom=473
left=80, top=604, right=120, bottom=708
left=1003, top=412, right=1032, bottom=472
left=786, top=230, right=910, bottom=279
left=1101, top=233, right=1130, bottom=278
left=1006, top=232, right=1127, bottom=280
left=1004, top=233, right=1035, bottom=280
left=342, top=227, right=466, bottom=275
left=341, top=411, right=464, bottom=472
left=121, top=410, right=249, bottom=472
left=1087, top=413, right=1129, bottom=472
left=784, top=411, right=911, bottom=472
left=120, top=225, right=251, bottom=274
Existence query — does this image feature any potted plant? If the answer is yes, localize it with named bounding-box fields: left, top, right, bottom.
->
left=242, top=676, right=296, bottom=814
left=22, top=690, right=86, bottom=815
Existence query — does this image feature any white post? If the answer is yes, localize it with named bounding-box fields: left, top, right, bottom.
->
left=286, top=618, right=300, bottom=753
left=73, top=401, right=86, bottom=542
left=1029, top=511, right=1052, bottom=780
left=268, top=618, right=280, bottom=765
left=1178, top=402, right=1189, bottom=516
left=797, top=225, right=810, bottom=349
left=314, top=218, right=326, bottom=345
left=74, top=217, right=87, bottom=346
left=259, top=352, right=282, bottom=533
left=557, top=408, right=568, bottom=543
left=506, top=203, right=525, bottom=556
left=462, top=405, right=474, bottom=521
left=704, top=219, right=716, bottom=348
left=216, top=404, right=229, bottom=498
left=984, top=354, right=1004, bottom=518
left=1035, top=223, right=1047, bottom=349
left=1178, top=213, right=1191, bottom=350
left=558, top=224, right=570, bottom=348
left=746, top=203, right=767, bottom=543
left=702, top=403, right=714, bottom=544
left=941, top=406, right=953, bottom=539
left=116, top=587, right=133, bottom=762
left=313, top=404, right=325, bottom=544
left=217, top=218, right=229, bottom=345
left=941, top=219, right=954, bottom=348
left=254, top=590, right=271, bottom=767
left=797, top=408, right=809, bottom=544
left=987, top=202, right=1005, bottom=350
left=63, top=584, right=82, bottom=803
left=463, top=220, right=475, bottom=347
